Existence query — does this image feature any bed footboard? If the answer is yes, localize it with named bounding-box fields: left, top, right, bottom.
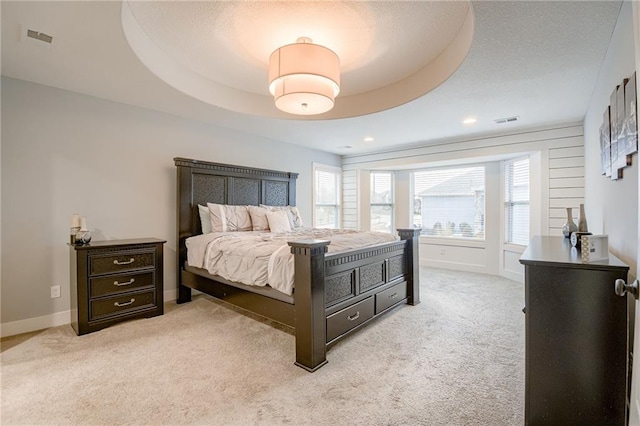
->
left=289, top=228, right=421, bottom=372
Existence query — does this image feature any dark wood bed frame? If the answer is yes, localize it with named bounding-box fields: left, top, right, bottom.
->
left=175, top=157, right=420, bottom=372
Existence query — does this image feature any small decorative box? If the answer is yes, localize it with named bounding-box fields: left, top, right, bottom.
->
left=581, top=234, right=609, bottom=263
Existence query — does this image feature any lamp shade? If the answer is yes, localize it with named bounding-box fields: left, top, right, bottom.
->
left=268, top=38, right=340, bottom=115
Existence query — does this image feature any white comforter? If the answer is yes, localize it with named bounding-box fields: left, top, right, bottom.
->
left=185, top=228, right=398, bottom=295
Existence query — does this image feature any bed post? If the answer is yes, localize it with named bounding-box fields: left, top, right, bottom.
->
left=398, top=228, right=421, bottom=306
left=288, top=239, right=330, bottom=372
left=176, top=161, right=193, bottom=304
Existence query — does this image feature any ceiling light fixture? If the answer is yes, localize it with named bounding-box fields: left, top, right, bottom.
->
left=462, top=117, right=477, bottom=125
left=363, top=136, right=374, bottom=142
left=268, top=37, right=340, bottom=116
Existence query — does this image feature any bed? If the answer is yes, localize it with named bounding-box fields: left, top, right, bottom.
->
left=175, top=157, right=421, bottom=371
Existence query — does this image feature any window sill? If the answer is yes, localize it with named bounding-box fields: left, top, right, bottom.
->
left=419, top=236, right=486, bottom=249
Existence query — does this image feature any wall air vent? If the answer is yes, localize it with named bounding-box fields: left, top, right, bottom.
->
left=27, top=29, right=53, bottom=44
left=493, top=116, right=519, bottom=124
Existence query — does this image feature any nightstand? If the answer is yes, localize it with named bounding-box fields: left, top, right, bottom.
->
left=70, top=238, right=166, bottom=335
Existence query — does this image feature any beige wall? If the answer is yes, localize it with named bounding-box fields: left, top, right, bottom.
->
left=583, top=1, right=638, bottom=278
left=0, top=77, right=340, bottom=333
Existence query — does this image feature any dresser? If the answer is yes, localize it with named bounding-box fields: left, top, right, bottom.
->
left=70, top=238, right=166, bottom=335
left=519, top=236, right=632, bottom=425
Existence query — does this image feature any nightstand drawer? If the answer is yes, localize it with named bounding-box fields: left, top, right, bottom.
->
left=90, top=290, right=156, bottom=321
left=90, top=271, right=155, bottom=298
left=375, top=281, right=407, bottom=314
left=326, top=296, right=374, bottom=342
left=90, top=250, right=155, bottom=276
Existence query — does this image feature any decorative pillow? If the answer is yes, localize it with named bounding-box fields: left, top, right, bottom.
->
left=198, top=205, right=213, bottom=234
left=248, top=206, right=270, bottom=231
left=207, top=203, right=252, bottom=232
left=260, top=205, right=303, bottom=228
left=267, top=210, right=292, bottom=233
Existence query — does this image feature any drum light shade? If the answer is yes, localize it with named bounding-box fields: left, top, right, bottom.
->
left=268, top=38, right=340, bottom=115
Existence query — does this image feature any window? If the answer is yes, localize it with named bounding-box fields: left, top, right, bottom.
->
left=504, top=157, right=530, bottom=245
left=411, top=166, right=485, bottom=239
left=370, top=171, right=394, bottom=233
left=313, top=164, right=341, bottom=228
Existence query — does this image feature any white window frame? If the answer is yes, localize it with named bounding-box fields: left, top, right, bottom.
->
left=312, top=163, right=342, bottom=228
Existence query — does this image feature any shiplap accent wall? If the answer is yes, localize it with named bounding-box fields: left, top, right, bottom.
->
left=548, top=145, right=585, bottom=235
left=341, top=123, right=585, bottom=280
left=342, top=170, right=359, bottom=229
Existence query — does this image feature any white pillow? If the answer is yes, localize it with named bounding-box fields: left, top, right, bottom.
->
left=267, top=210, right=292, bottom=233
left=207, top=203, right=252, bottom=232
left=198, top=205, right=212, bottom=234
left=261, top=205, right=303, bottom=228
left=248, top=206, right=270, bottom=231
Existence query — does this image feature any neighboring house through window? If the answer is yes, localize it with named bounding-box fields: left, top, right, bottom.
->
left=411, top=166, right=486, bottom=239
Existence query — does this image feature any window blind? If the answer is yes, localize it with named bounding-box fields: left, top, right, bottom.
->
left=504, top=157, right=530, bottom=245
left=314, top=166, right=341, bottom=228
left=370, top=171, right=394, bottom=233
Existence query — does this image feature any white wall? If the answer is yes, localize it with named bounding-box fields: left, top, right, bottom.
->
left=342, top=124, right=585, bottom=281
left=584, top=1, right=638, bottom=278
left=0, top=77, right=340, bottom=335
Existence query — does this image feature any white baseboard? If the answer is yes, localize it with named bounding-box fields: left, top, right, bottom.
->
left=1, top=310, right=71, bottom=338
left=500, top=269, right=524, bottom=284
left=421, top=259, right=489, bottom=274
left=164, top=288, right=177, bottom=302
left=2, top=291, right=179, bottom=338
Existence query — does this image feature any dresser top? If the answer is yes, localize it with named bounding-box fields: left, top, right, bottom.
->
left=70, top=238, right=166, bottom=250
left=520, top=236, right=628, bottom=271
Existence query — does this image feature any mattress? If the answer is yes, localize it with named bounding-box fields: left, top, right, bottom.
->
left=185, top=228, right=398, bottom=295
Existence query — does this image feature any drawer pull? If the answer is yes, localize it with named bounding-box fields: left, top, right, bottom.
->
left=114, top=298, right=135, bottom=307
left=113, top=278, right=135, bottom=287
left=113, top=258, right=135, bottom=265
left=347, top=311, right=360, bottom=321
left=388, top=292, right=398, bottom=299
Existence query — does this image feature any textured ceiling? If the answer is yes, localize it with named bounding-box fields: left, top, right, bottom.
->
left=0, top=1, right=623, bottom=155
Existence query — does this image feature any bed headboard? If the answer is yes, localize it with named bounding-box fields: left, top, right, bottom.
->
left=174, top=157, right=298, bottom=275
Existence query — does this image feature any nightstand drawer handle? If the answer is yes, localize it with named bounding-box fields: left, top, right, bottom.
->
left=388, top=292, right=398, bottom=299
left=347, top=311, right=360, bottom=321
left=113, top=278, right=135, bottom=287
left=114, top=298, right=135, bottom=307
left=113, top=258, right=135, bottom=265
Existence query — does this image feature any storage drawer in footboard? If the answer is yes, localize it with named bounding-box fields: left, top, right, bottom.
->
left=326, top=296, right=374, bottom=342
left=375, top=281, right=407, bottom=314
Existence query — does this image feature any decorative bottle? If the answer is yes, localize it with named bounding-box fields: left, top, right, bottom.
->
left=562, top=207, right=578, bottom=238
left=75, top=216, right=92, bottom=245
left=578, top=204, right=588, bottom=232
left=70, top=213, right=81, bottom=244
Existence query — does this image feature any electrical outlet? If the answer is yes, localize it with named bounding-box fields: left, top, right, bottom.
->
left=440, top=248, right=446, bottom=255
left=50, top=285, right=61, bottom=299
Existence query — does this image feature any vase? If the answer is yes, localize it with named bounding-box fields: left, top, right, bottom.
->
left=562, top=207, right=578, bottom=238
left=578, top=204, right=588, bottom=232
left=75, top=230, right=92, bottom=245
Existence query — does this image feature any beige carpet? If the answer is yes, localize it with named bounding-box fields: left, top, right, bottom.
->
left=1, top=267, right=525, bottom=425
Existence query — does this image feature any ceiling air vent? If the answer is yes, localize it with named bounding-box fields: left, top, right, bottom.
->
left=27, top=29, right=53, bottom=44
left=493, top=116, right=519, bottom=124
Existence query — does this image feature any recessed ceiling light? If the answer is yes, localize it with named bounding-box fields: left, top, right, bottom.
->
left=462, top=117, right=477, bottom=125
left=363, top=137, right=374, bottom=142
